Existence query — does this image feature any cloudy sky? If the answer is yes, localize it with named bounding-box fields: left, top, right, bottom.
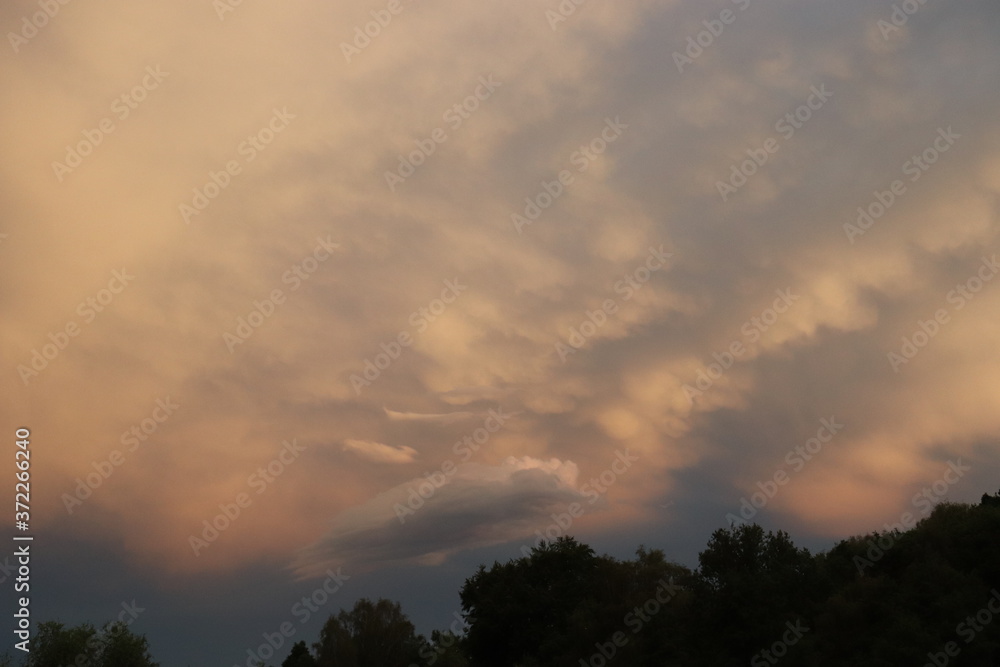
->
left=3, top=0, right=1000, bottom=664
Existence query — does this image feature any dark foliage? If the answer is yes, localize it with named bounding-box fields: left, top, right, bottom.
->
left=25, top=621, right=158, bottom=667
left=23, top=494, right=1000, bottom=667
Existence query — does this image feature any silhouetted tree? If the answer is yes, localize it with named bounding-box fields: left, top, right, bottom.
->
left=419, top=630, right=469, bottom=667
left=26, top=621, right=157, bottom=667
left=276, top=491, right=1000, bottom=666
left=461, top=537, right=607, bottom=666
left=459, top=536, right=695, bottom=666
left=313, top=598, right=422, bottom=667
left=281, top=640, right=317, bottom=667
left=689, top=523, right=817, bottom=664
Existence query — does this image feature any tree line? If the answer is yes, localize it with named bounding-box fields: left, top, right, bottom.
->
left=7, top=490, right=1000, bottom=666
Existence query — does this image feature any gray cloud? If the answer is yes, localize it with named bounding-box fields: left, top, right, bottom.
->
left=292, top=456, right=592, bottom=577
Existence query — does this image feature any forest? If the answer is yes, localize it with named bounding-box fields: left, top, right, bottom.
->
left=8, top=491, right=1000, bottom=667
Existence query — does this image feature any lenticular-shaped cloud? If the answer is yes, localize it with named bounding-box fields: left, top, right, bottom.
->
left=291, top=456, right=590, bottom=577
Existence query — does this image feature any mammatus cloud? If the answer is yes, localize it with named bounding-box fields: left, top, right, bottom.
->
left=342, top=439, right=418, bottom=464
left=291, top=456, right=596, bottom=577
left=0, top=0, right=997, bottom=587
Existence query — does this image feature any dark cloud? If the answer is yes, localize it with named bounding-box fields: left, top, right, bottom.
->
left=292, top=457, right=592, bottom=577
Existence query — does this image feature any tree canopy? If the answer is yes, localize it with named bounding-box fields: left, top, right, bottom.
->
left=16, top=489, right=1000, bottom=666
left=25, top=621, right=158, bottom=667
left=312, top=597, right=424, bottom=667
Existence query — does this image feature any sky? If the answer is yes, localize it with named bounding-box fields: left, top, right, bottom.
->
left=3, top=0, right=1000, bottom=664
